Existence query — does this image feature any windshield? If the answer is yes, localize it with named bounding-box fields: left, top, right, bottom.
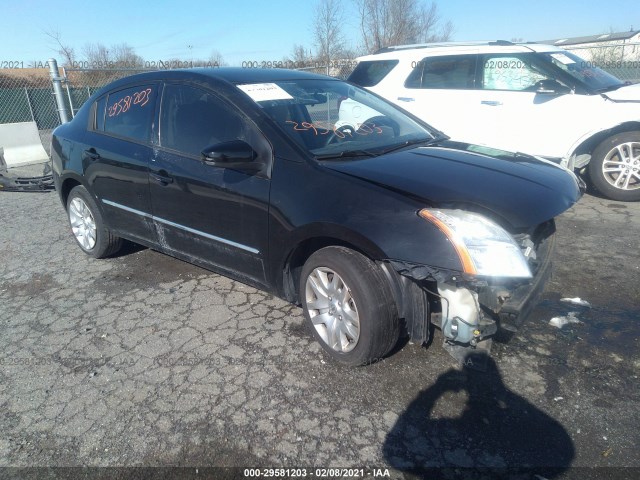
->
left=539, top=50, right=625, bottom=92
left=236, top=78, right=439, bottom=158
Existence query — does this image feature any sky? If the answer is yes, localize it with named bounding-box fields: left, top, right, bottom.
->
left=0, top=0, right=638, bottom=67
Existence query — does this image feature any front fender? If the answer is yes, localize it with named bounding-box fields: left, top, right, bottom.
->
left=566, top=121, right=640, bottom=165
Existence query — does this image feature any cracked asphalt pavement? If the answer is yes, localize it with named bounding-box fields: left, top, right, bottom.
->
left=0, top=189, right=638, bottom=479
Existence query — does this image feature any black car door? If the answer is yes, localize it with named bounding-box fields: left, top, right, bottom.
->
left=85, top=84, right=159, bottom=244
left=149, top=82, right=272, bottom=284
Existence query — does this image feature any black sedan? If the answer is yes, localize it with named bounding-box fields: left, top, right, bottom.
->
left=51, top=68, right=583, bottom=366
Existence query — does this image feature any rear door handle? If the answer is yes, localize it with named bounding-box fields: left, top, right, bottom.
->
left=397, top=97, right=415, bottom=102
left=481, top=100, right=503, bottom=106
left=150, top=172, right=174, bottom=185
left=83, top=149, right=100, bottom=161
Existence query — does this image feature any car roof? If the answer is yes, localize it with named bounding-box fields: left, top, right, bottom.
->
left=192, top=67, right=335, bottom=83
left=100, top=67, right=334, bottom=87
left=357, top=41, right=565, bottom=61
left=89, top=67, right=338, bottom=101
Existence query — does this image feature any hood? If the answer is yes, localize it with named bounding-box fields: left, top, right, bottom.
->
left=322, top=142, right=583, bottom=230
left=603, top=83, right=640, bottom=102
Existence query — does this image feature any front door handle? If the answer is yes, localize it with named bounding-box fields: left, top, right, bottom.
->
left=83, top=149, right=100, bottom=161
left=481, top=100, right=503, bottom=106
left=397, top=97, right=415, bottom=102
left=150, top=172, right=173, bottom=185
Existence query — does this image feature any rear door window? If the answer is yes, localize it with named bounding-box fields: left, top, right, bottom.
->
left=405, top=55, right=477, bottom=89
left=348, top=60, right=399, bottom=87
left=103, top=85, right=157, bottom=143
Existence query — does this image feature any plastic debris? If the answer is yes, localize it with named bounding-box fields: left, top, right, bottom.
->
left=560, top=297, right=591, bottom=307
left=0, top=161, right=54, bottom=192
left=549, top=312, right=582, bottom=329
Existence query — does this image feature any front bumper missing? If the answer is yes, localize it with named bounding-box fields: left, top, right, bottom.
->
left=386, top=234, right=555, bottom=364
left=0, top=160, right=54, bottom=192
left=0, top=173, right=54, bottom=192
left=480, top=233, right=555, bottom=333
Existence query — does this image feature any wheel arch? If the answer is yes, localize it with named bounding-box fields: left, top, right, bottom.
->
left=278, top=228, right=386, bottom=304
left=59, top=175, right=85, bottom=209
left=569, top=121, right=640, bottom=168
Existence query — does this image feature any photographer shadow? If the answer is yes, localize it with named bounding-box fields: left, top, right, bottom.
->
left=383, top=353, right=574, bottom=479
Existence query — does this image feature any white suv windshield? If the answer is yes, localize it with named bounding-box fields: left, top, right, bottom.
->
left=237, top=79, right=438, bottom=159
left=540, top=51, right=625, bottom=92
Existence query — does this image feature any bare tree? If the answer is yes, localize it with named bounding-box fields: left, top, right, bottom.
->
left=438, top=20, right=455, bottom=42
left=208, top=50, right=226, bottom=67
left=418, top=4, right=454, bottom=43
left=82, top=43, right=110, bottom=66
left=357, top=0, right=453, bottom=53
left=43, top=31, right=145, bottom=68
left=44, top=29, right=76, bottom=66
left=82, top=42, right=143, bottom=67
left=313, top=0, right=345, bottom=64
left=290, top=44, right=312, bottom=63
left=110, top=43, right=144, bottom=67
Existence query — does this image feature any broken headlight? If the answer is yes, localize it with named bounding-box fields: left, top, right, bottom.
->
left=419, top=209, right=532, bottom=278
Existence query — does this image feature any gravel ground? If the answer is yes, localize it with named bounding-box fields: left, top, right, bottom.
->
left=0, top=189, right=638, bottom=480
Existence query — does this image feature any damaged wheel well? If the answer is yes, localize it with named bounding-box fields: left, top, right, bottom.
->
left=283, top=239, right=438, bottom=345
left=282, top=237, right=367, bottom=304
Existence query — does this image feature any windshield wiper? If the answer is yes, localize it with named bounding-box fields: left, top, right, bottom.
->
left=315, top=149, right=377, bottom=160
left=378, top=135, right=448, bottom=155
left=314, top=135, right=449, bottom=160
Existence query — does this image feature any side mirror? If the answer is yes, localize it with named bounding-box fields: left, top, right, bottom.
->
left=535, top=79, right=570, bottom=95
left=201, top=140, right=262, bottom=173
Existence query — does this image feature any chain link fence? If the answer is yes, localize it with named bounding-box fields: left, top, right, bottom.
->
left=563, top=43, right=640, bottom=83
left=294, top=62, right=357, bottom=80
left=0, top=68, right=60, bottom=146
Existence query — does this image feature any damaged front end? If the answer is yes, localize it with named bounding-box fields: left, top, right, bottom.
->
left=382, top=213, right=556, bottom=365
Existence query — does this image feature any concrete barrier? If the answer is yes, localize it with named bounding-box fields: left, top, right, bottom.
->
left=0, top=121, right=49, bottom=168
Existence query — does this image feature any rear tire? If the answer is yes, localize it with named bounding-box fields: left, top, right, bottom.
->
left=299, top=246, right=400, bottom=366
left=67, top=185, right=123, bottom=258
left=588, top=132, right=640, bottom=201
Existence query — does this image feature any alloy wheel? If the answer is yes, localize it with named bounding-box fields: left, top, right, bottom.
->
left=305, top=267, right=360, bottom=353
left=69, top=197, right=97, bottom=250
left=602, top=141, right=640, bottom=191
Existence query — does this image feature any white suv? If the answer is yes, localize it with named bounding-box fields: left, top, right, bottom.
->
left=340, top=41, right=640, bottom=201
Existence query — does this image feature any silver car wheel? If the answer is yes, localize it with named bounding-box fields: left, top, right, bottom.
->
left=69, top=197, right=97, bottom=250
left=602, top=141, right=640, bottom=191
left=305, top=267, right=360, bottom=353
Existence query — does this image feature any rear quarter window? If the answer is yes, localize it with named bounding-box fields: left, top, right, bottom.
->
left=348, top=60, right=399, bottom=87
left=93, top=96, right=106, bottom=131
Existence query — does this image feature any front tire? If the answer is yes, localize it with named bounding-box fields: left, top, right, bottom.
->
left=67, top=185, right=123, bottom=258
left=588, top=132, right=640, bottom=201
left=299, top=246, right=400, bottom=366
